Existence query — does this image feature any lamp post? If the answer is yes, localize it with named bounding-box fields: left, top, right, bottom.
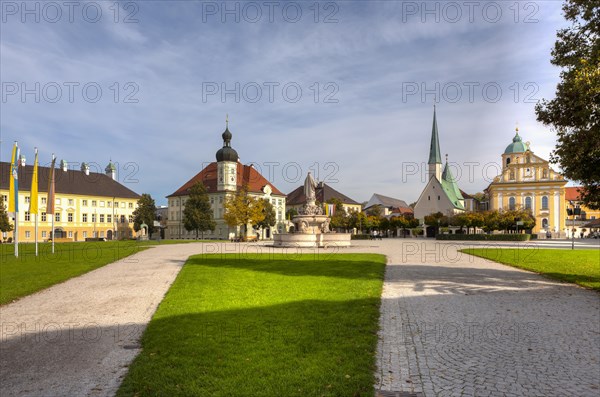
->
left=567, top=201, right=581, bottom=250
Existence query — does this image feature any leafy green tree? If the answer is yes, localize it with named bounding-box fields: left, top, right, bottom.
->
left=132, top=193, right=157, bottom=237
left=326, top=198, right=349, bottom=231
left=285, top=208, right=298, bottom=220
left=224, top=185, right=265, bottom=238
left=182, top=182, right=216, bottom=239
left=482, top=211, right=501, bottom=233
left=535, top=0, right=600, bottom=209
left=348, top=210, right=368, bottom=233
left=366, top=205, right=383, bottom=217
left=424, top=212, right=449, bottom=227
left=256, top=199, right=276, bottom=230
left=0, top=202, right=13, bottom=233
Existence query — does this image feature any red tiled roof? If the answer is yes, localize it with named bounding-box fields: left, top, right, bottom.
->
left=167, top=162, right=284, bottom=197
left=390, top=206, right=414, bottom=215
left=565, top=186, right=582, bottom=202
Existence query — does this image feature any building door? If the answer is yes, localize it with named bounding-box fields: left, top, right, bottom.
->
left=425, top=226, right=437, bottom=238
left=107, top=230, right=113, bottom=240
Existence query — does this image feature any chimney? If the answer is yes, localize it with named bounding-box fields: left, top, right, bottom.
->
left=60, top=159, right=68, bottom=172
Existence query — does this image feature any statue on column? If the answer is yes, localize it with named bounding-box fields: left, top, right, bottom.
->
left=300, top=172, right=322, bottom=215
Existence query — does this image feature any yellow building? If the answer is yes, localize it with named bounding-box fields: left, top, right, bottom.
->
left=1, top=160, right=140, bottom=242
left=487, top=129, right=567, bottom=236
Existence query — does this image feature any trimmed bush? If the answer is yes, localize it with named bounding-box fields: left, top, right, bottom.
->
left=436, top=234, right=532, bottom=241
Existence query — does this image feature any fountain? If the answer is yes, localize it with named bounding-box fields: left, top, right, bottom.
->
left=273, top=172, right=351, bottom=248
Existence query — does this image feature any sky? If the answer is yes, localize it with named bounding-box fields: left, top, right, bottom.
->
left=1, top=0, right=569, bottom=205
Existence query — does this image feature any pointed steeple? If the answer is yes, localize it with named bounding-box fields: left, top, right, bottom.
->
left=428, top=105, right=442, bottom=165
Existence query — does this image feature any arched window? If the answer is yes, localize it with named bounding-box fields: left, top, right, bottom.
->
left=542, top=218, right=548, bottom=229
left=509, top=197, right=516, bottom=210
left=541, top=196, right=549, bottom=210
left=525, top=197, right=532, bottom=210
left=506, top=157, right=511, bottom=166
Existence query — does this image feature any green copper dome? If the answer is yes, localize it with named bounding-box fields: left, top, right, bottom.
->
left=504, top=131, right=528, bottom=154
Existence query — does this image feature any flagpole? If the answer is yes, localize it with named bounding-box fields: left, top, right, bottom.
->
left=13, top=142, right=19, bottom=258
left=32, top=147, right=39, bottom=257
left=35, top=213, right=38, bottom=256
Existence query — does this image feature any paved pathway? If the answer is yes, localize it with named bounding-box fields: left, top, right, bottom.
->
left=366, top=239, right=600, bottom=397
left=0, top=243, right=213, bottom=397
left=1, top=240, right=599, bottom=397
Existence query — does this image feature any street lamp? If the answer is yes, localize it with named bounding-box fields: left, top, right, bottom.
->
left=567, top=201, right=581, bottom=250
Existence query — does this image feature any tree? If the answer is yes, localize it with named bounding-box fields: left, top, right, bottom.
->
left=256, top=199, right=276, bottom=231
left=366, top=205, right=383, bottom=217
left=223, top=185, right=265, bottom=238
left=326, top=198, right=349, bottom=231
left=285, top=208, right=298, bottom=220
left=0, top=202, right=13, bottom=233
left=348, top=209, right=367, bottom=233
left=535, top=0, right=600, bottom=209
left=424, top=212, right=449, bottom=227
left=182, top=182, right=216, bottom=239
left=132, top=193, right=156, bottom=237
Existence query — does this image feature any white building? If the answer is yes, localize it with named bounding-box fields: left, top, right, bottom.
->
left=166, top=122, right=286, bottom=240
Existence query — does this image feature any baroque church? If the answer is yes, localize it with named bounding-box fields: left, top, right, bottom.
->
left=166, top=122, right=286, bottom=240
left=414, top=107, right=465, bottom=223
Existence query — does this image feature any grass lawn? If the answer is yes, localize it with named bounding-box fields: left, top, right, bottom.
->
left=117, top=253, right=386, bottom=397
left=0, top=241, right=158, bottom=305
left=0, top=239, right=229, bottom=305
left=461, top=248, right=600, bottom=290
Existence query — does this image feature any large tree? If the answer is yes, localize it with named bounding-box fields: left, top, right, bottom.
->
left=182, top=182, right=216, bottom=239
left=0, top=202, right=13, bottom=233
left=255, top=199, right=276, bottom=231
left=132, top=193, right=157, bottom=237
left=326, top=198, right=349, bottom=231
left=223, top=185, right=265, bottom=238
left=535, top=0, right=600, bottom=209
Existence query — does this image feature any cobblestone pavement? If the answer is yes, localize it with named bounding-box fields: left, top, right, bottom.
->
left=365, top=239, right=600, bottom=397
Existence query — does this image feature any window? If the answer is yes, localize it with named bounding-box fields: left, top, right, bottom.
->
left=542, top=169, right=548, bottom=178
left=100, top=231, right=105, bottom=238
left=68, top=213, right=73, bottom=222
left=121, top=215, right=126, bottom=223
left=68, top=199, right=74, bottom=206
left=114, top=201, right=119, bottom=208
left=428, top=196, right=430, bottom=201
left=541, top=196, right=549, bottom=210
left=128, top=215, right=133, bottom=223
left=219, top=197, right=223, bottom=203
left=56, top=198, right=61, bottom=205
left=41, top=212, right=47, bottom=222
left=83, top=231, right=87, bottom=238
left=41, top=197, right=47, bottom=204
left=128, top=203, right=133, bottom=209
left=542, top=218, right=548, bottom=229
left=25, top=211, right=31, bottom=221
left=525, top=197, right=532, bottom=210
left=92, top=200, right=97, bottom=207
left=107, top=201, right=112, bottom=208
left=509, top=197, right=516, bottom=210
left=100, top=201, right=105, bottom=207
left=42, top=231, right=47, bottom=238
left=25, top=231, right=30, bottom=238
left=506, top=157, right=511, bottom=166
left=1, top=195, right=6, bottom=202
left=55, top=213, right=61, bottom=222
left=68, top=231, right=73, bottom=238
left=107, top=214, right=112, bottom=223
left=509, top=171, right=515, bottom=180
left=438, top=195, right=440, bottom=200
left=82, top=199, right=88, bottom=206
left=121, top=202, right=125, bottom=208
left=25, top=196, right=30, bottom=203
left=591, top=216, right=596, bottom=220
left=82, top=213, right=88, bottom=222
left=92, top=214, right=97, bottom=222
left=100, top=214, right=105, bottom=223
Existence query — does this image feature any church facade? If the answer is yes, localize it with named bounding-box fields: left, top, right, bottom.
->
left=414, top=108, right=465, bottom=223
left=166, top=123, right=286, bottom=240
left=487, top=129, right=567, bottom=235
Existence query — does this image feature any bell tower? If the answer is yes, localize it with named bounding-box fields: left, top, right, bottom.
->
left=216, top=116, right=239, bottom=191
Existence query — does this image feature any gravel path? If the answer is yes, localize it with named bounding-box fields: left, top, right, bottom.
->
left=0, top=243, right=214, bottom=397
left=1, top=240, right=599, bottom=397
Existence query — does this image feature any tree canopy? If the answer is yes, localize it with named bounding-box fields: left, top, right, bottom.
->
left=256, top=199, right=276, bottom=230
left=182, top=182, right=216, bottom=239
left=223, top=185, right=265, bottom=237
left=132, top=193, right=156, bottom=237
left=535, top=0, right=600, bottom=209
left=0, top=202, right=13, bottom=233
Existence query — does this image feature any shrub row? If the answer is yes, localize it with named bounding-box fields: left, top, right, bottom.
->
left=436, top=234, right=533, bottom=241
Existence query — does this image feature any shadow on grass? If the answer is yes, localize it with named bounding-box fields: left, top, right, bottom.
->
left=117, top=298, right=381, bottom=397
left=185, top=253, right=386, bottom=281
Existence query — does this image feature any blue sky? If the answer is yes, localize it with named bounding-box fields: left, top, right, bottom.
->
left=1, top=1, right=568, bottom=205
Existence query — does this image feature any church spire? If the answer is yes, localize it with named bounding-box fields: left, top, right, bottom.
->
left=428, top=105, right=442, bottom=165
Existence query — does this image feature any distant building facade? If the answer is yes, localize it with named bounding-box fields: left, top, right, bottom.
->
left=1, top=161, right=140, bottom=242
left=487, top=129, right=567, bottom=235
left=414, top=107, right=465, bottom=223
left=564, top=187, right=599, bottom=238
left=364, top=193, right=413, bottom=217
left=286, top=182, right=362, bottom=214
left=166, top=123, right=286, bottom=240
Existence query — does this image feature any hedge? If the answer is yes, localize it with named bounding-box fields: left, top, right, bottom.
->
left=436, top=234, right=533, bottom=241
